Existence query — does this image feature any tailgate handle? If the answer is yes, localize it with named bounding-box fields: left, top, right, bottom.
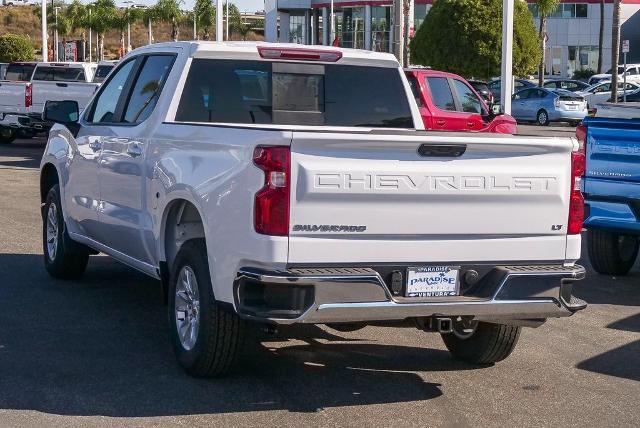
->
left=418, top=144, right=466, bottom=157
left=56, top=83, right=68, bottom=87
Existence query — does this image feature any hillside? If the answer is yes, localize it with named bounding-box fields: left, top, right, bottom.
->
left=0, top=5, right=263, bottom=60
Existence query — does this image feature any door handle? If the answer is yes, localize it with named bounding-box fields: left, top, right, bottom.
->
left=436, top=119, right=446, bottom=126
left=127, top=143, right=143, bottom=157
left=89, top=140, right=101, bottom=151
left=418, top=144, right=466, bottom=157
left=467, top=121, right=475, bottom=127
left=56, top=83, right=68, bottom=88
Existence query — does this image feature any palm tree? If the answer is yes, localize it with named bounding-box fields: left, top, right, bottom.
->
left=88, top=0, right=117, bottom=60
left=535, top=0, right=560, bottom=86
left=195, top=0, right=214, bottom=40
left=611, top=0, right=621, bottom=102
left=111, top=7, right=142, bottom=57
left=152, top=0, right=184, bottom=42
left=597, top=0, right=605, bottom=73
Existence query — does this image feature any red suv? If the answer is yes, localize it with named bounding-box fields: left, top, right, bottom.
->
left=405, top=68, right=517, bottom=134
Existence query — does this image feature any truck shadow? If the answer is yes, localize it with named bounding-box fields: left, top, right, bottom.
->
left=0, top=138, right=47, bottom=170
left=0, top=253, right=472, bottom=417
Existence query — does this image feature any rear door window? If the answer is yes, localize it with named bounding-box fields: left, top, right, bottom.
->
left=175, top=59, right=413, bottom=128
left=426, top=77, right=456, bottom=111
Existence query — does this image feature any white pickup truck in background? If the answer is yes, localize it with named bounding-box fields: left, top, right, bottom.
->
left=0, top=62, right=98, bottom=142
left=39, top=42, right=587, bottom=377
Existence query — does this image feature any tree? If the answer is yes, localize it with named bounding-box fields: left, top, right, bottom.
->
left=0, top=34, right=35, bottom=63
left=226, top=3, right=243, bottom=37
left=111, top=7, right=143, bottom=57
left=611, top=0, right=621, bottom=102
left=410, top=0, right=540, bottom=80
left=597, top=0, right=604, bottom=73
left=88, top=0, right=117, bottom=60
left=195, top=0, right=214, bottom=40
left=535, top=0, right=559, bottom=86
left=152, top=0, right=184, bottom=42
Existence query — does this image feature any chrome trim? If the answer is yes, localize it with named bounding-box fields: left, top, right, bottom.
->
left=235, top=265, right=585, bottom=325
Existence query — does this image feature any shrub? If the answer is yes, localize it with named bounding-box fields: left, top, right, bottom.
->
left=0, top=33, right=34, bottom=63
left=573, top=68, right=596, bottom=81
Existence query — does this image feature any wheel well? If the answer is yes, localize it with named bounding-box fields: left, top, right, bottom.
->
left=163, top=200, right=205, bottom=272
left=40, top=164, right=59, bottom=204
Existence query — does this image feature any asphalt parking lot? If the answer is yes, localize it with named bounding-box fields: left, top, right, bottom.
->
left=0, top=135, right=638, bottom=427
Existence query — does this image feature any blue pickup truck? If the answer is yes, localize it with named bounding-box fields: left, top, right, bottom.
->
left=580, top=105, right=640, bottom=275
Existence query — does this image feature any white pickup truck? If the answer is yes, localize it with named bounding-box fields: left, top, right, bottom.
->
left=39, top=42, right=586, bottom=377
left=0, top=62, right=98, bottom=142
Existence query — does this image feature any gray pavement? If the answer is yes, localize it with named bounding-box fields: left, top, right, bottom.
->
left=0, top=137, right=638, bottom=427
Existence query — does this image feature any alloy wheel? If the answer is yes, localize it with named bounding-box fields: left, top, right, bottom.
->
left=174, top=265, right=201, bottom=351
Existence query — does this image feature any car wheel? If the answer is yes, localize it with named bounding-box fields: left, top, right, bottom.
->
left=536, top=109, right=550, bottom=126
left=17, top=129, right=35, bottom=139
left=587, top=229, right=639, bottom=276
left=43, top=184, right=90, bottom=279
left=441, top=319, right=521, bottom=365
left=0, top=127, right=16, bottom=144
left=169, top=238, right=246, bottom=377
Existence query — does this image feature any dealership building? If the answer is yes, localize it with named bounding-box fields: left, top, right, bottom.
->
left=264, top=0, right=640, bottom=78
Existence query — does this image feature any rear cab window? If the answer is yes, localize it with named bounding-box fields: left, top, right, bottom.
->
left=4, top=63, right=36, bottom=81
left=425, top=77, right=456, bottom=111
left=33, top=66, right=86, bottom=82
left=175, top=59, right=414, bottom=128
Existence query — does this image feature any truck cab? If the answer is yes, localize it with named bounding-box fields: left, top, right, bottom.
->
left=405, top=68, right=517, bottom=134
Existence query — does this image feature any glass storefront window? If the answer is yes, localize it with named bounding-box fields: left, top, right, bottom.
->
left=289, top=14, right=305, bottom=44
left=339, top=7, right=365, bottom=49
left=568, top=45, right=598, bottom=77
left=371, top=6, right=391, bottom=53
left=528, top=3, right=588, bottom=18
left=414, top=4, right=428, bottom=30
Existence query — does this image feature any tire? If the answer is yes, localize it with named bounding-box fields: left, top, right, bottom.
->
left=587, top=229, right=639, bottom=276
left=0, top=127, right=16, bottom=144
left=441, top=320, right=521, bottom=365
left=169, top=239, right=246, bottom=377
left=536, top=109, right=550, bottom=126
left=17, top=129, right=35, bottom=139
left=43, top=185, right=90, bottom=279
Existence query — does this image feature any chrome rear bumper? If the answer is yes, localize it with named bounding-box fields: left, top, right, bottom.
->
left=234, top=264, right=586, bottom=325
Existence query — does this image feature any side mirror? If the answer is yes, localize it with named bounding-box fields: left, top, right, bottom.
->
left=42, top=100, right=79, bottom=124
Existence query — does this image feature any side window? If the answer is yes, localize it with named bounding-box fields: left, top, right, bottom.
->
left=87, top=60, right=136, bottom=123
left=406, top=74, right=423, bottom=107
left=536, top=89, right=548, bottom=98
left=543, top=81, right=555, bottom=88
left=451, top=79, right=482, bottom=113
left=426, top=77, right=456, bottom=111
left=123, top=55, right=175, bottom=124
left=627, top=67, right=638, bottom=75
left=514, top=89, right=532, bottom=100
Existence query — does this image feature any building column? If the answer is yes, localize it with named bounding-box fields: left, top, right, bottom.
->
left=303, top=10, right=310, bottom=45
left=310, top=10, right=316, bottom=44
left=322, top=7, right=329, bottom=45
left=364, top=5, right=372, bottom=51
left=264, top=0, right=278, bottom=42
left=280, top=11, right=290, bottom=43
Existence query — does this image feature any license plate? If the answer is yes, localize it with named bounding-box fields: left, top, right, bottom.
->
left=567, top=105, right=577, bottom=110
left=406, top=266, right=460, bottom=297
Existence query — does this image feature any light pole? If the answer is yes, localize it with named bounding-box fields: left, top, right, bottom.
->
left=225, top=0, right=229, bottom=40
left=88, top=6, right=92, bottom=62
left=216, top=0, right=223, bottom=41
left=41, top=0, right=48, bottom=61
left=54, top=7, right=60, bottom=61
left=123, top=0, right=133, bottom=53
left=500, top=0, right=514, bottom=114
left=330, top=0, right=334, bottom=44
left=193, top=10, right=197, bottom=40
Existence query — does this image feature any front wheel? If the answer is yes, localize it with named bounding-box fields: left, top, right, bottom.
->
left=0, top=127, right=16, bottom=144
left=587, top=229, right=639, bottom=276
left=43, top=185, right=90, bottom=279
left=441, top=319, right=521, bottom=365
left=169, top=239, right=246, bottom=377
left=536, top=109, right=550, bottom=126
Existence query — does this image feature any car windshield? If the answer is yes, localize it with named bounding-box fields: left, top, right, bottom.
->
left=605, top=67, right=625, bottom=74
left=585, top=83, right=607, bottom=92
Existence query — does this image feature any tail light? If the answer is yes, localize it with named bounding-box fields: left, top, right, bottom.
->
left=554, top=97, right=560, bottom=109
left=25, top=83, right=32, bottom=108
left=568, top=124, right=587, bottom=234
left=253, top=146, right=290, bottom=236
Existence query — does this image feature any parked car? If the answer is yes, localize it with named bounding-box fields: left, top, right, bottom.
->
left=543, top=79, right=590, bottom=92
left=39, top=42, right=585, bottom=377
left=511, top=87, right=587, bottom=126
left=487, top=78, right=536, bottom=102
left=467, top=79, right=494, bottom=104
left=588, top=64, right=640, bottom=85
left=578, top=107, right=640, bottom=275
left=0, top=62, right=98, bottom=142
left=607, top=86, right=640, bottom=103
left=405, top=69, right=517, bottom=133
left=92, top=60, right=118, bottom=83
left=576, top=81, right=640, bottom=108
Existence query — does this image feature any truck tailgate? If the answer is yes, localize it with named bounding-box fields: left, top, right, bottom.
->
left=0, top=82, right=27, bottom=115
left=31, top=82, right=99, bottom=114
left=289, top=131, right=573, bottom=264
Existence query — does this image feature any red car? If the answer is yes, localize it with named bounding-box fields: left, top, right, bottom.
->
left=405, top=68, right=517, bottom=134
